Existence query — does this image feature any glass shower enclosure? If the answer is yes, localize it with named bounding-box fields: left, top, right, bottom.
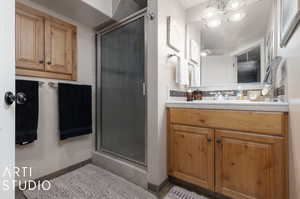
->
left=96, top=12, right=147, bottom=166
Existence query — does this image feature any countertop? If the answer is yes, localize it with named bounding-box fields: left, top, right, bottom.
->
left=166, top=100, right=289, bottom=112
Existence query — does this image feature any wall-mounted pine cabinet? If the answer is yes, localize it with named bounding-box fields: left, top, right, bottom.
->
left=16, top=3, right=77, bottom=80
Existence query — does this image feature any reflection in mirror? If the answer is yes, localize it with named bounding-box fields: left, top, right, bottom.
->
left=185, top=0, right=275, bottom=88
left=236, top=46, right=261, bottom=83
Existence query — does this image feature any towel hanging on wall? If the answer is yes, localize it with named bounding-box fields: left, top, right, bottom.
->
left=175, top=58, right=189, bottom=86
left=58, top=83, right=92, bottom=140
left=191, top=65, right=201, bottom=87
left=16, top=80, right=39, bottom=145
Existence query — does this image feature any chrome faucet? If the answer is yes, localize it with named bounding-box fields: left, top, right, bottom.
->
left=210, top=92, right=224, bottom=101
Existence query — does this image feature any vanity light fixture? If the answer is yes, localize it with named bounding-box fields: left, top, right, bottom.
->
left=201, top=0, right=261, bottom=28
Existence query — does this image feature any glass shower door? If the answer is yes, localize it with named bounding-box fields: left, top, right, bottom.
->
left=98, top=16, right=146, bottom=165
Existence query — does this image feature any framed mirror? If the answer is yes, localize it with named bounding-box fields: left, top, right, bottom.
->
left=280, top=0, right=300, bottom=47
left=184, top=0, right=275, bottom=88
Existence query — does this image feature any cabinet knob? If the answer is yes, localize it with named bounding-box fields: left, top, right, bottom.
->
left=39, top=60, right=44, bottom=64
left=47, top=61, right=52, bottom=65
left=207, top=138, right=212, bottom=142
left=216, top=139, right=222, bottom=144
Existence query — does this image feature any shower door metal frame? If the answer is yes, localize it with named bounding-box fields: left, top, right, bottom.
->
left=96, top=9, right=148, bottom=167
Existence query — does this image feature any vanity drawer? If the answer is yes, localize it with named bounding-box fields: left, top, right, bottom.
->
left=168, top=108, right=287, bottom=136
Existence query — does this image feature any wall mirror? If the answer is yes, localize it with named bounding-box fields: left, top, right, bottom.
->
left=184, top=0, right=276, bottom=88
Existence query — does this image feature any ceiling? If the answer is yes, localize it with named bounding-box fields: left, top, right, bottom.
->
left=30, top=0, right=111, bottom=27
left=178, top=0, right=208, bottom=9
left=188, top=0, right=273, bottom=55
left=112, top=0, right=145, bottom=21
left=29, top=0, right=145, bottom=28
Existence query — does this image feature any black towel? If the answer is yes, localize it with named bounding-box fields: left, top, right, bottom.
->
left=58, top=83, right=92, bottom=140
left=16, top=80, right=39, bottom=145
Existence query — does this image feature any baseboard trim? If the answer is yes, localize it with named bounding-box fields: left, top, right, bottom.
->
left=36, top=159, right=92, bottom=181
left=148, top=178, right=169, bottom=193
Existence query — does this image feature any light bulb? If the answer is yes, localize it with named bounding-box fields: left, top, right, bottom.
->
left=206, top=18, right=222, bottom=28
left=228, top=12, right=246, bottom=22
left=227, top=0, right=244, bottom=10
left=202, top=7, right=218, bottom=19
left=231, top=2, right=240, bottom=9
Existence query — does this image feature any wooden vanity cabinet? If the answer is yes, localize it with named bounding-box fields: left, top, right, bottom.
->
left=167, top=108, right=288, bottom=199
left=169, top=124, right=215, bottom=190
left=215, top=130, right=286, bottom=199
left=16, top=3, right=77, bottom=80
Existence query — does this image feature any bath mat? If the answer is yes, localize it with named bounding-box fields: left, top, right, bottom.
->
left=24, top=164, right=157, bottom=199
left=164, top=186, right=208, bottom=199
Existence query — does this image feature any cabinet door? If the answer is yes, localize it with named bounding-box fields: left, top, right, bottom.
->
left=215, top=130, right=286, bottom=199
left=169, top=125, right=214, bottom=190
left=45, top=19, right=74, bottom=75
left=16, top=8, right=44, bottom=71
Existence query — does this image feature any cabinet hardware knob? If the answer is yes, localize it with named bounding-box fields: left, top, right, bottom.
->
left=39, top=60, right=44, bottom=64
left=207, top=138, right=212, bottom=142
left=216, top=139, right=222, bottom=144
left=47, top=61, right=52, bottom=65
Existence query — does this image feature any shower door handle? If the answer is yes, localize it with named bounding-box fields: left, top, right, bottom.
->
left=142, top=82, right=147, bottom=96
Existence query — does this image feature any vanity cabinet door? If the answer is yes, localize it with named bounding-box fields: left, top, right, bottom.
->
left=215, top=130, right=286, bottom=199
left=169, top=125, right=214, bottom=190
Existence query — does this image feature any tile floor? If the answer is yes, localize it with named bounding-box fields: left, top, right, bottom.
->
left=15, top=166, right=211, bottom=199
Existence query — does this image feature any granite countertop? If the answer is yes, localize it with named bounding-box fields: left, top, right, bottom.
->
left=166, top=100, right=289, bottom=112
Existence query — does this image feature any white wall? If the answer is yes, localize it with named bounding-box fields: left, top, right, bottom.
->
left=201, top=56, right=236, bottom=86
left=147, top=0, right=186, bottom=186
left=15, top=0, right=95, bottom=182
left=276, top=4, right=300, bottom=199
left=146, top=0, right=159, bottom=186
left=186, top=3, right=206, bottom=24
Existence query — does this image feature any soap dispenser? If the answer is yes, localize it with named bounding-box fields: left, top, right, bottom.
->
left=236, top=86, right=244, bottom=100
left=186, top=89, right=193, bottom=101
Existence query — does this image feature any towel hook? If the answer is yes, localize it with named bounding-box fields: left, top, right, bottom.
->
left=38, top=81, right=45, bottom=86
left=48, top=82, right=58, bottom=88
